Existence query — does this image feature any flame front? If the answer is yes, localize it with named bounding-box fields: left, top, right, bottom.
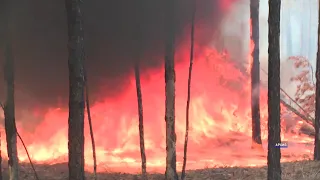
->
left=0, top=19, right=314, bottom=173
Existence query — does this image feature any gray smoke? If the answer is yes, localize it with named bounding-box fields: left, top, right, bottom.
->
left=0, top=0, right=239, bottom=114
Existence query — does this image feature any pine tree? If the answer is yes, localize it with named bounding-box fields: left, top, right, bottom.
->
left=250, top=0, right=262, bottom=147
left=65, top=0, right=86, bottom=179
left=313, top=0, right=320, bottom=160
left=164, top=0, right=178, bottom=179
left=3, top=0, right=19, bottom=179
left=267, top=0, right=281, bottom=179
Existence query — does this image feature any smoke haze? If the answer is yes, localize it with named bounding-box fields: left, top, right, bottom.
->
left=0, top=0, right=240, bottom=109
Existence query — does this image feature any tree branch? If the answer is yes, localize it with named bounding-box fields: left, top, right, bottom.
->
left=0, top=101, right=39, bottom=179
left=261, top=67, right=315, bottom=125
left=16, top=129, right=40, bottom=180
left=280, top=98, right=313, bottom=125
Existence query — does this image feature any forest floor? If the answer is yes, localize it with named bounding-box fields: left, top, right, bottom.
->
left=1, top=160, right=320, bottom=180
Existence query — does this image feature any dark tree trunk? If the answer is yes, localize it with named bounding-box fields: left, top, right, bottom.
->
left=164, top=0, right=178, bottom=180
left=3, top=1, right=19, bottom=179
left=181, top=1, right=196, bottom=180
left=250, top=0, right=262, bottom=147
left=4, top=41, right=19, bottom=180
left=314, top=0, right=320, bottom=161
left=84, top=73, right=97, bottom=179
left=65, top=0, right=85, bottom=179
left=0, top=1, right=5, bottom=180
left=134, top=61, right=147, bottom=179
left=267, top=0, right=281, bottom=180
left=0, top=132, right=2, bottom=180
left=133, top=2, right=147, bottom=178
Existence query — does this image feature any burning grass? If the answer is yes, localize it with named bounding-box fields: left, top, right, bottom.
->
left=1, top=160, right=319, bottom=180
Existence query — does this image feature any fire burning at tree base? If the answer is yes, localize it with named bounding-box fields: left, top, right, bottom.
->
left=0, top=1, right=317, bottom=179
left=0, top=45, right=314, bottom=173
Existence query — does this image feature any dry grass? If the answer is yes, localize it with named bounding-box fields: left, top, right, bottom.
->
left=1, top=160, right=320, bottom=180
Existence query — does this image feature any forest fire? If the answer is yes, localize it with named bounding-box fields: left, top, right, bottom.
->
left=0, top=0, right=314, bottom=175
left=0, top=41, right=314, bottom=173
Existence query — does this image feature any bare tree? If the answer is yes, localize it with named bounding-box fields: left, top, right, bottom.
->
left=267, top=0, right=281, bottom=179
left=134, top=60, right=147, bottom=179
left=250, top=0, right=262, bottom=148
left=314, top=0, right=320, bottom=160
left=65, top=0, right=85, bottom=179
left=0, top=131, right=2, bottom=180
left=0, top=3, right=5, bottom=179
left=181, top=1, right=196, bottom=180
left=4, top=38, right=19, bottom=180
left=84, top=73, right=97, bottom=180
left=3, top=1, right=19, bottom=179
left=0, top=4, right=5, bottom=179
left=131, top=2, right=147, bottom=179
left=164, top=0, right=178, bottom=179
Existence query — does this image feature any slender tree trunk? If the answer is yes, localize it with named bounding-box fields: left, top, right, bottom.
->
left=3, top=2, right=19, bottom=178
left=314, top=0, right=320, bottom=161
left=164, top=0, right=178, bottom=180
left=133, top=2, right=147, bottom=178
left=267, top=0, right=281, bottom=179
left=65, top=0, right=85, bottom=179
left=134, top=61, right=147, bottom=179
left=84, top=73, right=97, bottom=180
left=181, top=2, right=196, bottom=180
left=4, top=34, right=19, bottom=180
left=0, top=131, right=3, bottom=180
left=250, top=0, right=262, bottom=148
left=0, top=4, right=5, bottom=179
left=133, top=2, right=148, bottom=178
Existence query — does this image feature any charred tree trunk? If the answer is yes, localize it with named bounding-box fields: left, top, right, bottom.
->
left=3, top=2, right=19, bottom=179
left=164, top=0, right=178, bottom=179
left=4, top=42, right=19, bottom=180
left=65, top=0, right=85, bottom=179
left=250, top=0, right=262, bottom=147
left=134, top=2, right=147, bottom=178
left=181, top=1, right=196, bottom=180
left=0, top=132, right=2, bottom=180
left=134, top=61, right=147, bottom=179
left=84, top=73, right=97, bottom=179
left=267, top=0, right=281, bottom=179
left=314, top=0, right=320, bottom=161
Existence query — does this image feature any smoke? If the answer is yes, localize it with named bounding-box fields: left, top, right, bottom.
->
left=0, top=0, right=242, bottom=121
left=218, top=0, right=250, bottom=67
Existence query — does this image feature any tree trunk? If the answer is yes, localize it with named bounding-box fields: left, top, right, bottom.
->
left=181, top=1, right=196, bottom=180
left=65, top=0, right=85, bottom=179
left=3, top=1, right=19, bottom=179
left=0, top=132, right=2, bottom=180
left=84, top=73, right=97, bottom=180
left=134, top=61, right=147, bottom=179
left=267, top=0, right=281, bottom=179
left=314, top=0, right=320, bottom=161
left=133, top=2, right=147, bottom=178
left=250, top=0, right=262, bottom=147
left=164, top=0, right=178, bottom=180
left=4, top=34, right=19, bottom=180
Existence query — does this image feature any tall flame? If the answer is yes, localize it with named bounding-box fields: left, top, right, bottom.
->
left=0, top=19, right=313, bottom=174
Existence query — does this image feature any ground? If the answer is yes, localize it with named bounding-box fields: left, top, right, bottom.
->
left=1, top=160, right=320, bottom=180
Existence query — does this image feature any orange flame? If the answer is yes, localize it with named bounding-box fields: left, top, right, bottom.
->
left=0, top=19, right=313, bottom=174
